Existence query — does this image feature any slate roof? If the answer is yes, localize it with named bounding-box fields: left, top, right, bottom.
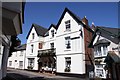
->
left=94, top=39, right=110, bottom=46
left=26, top=23, right=48, bottom=39
left=104, top=51, right=120, bottom=63
left=56, top=8, right=94, bottom=33
left=14, top=44, right=26, bottom=51
left=88, top=26, right=120, bottom=48
left=48, top=24, right=57, bottom=30
left=98, top=26, right=120, bottom=38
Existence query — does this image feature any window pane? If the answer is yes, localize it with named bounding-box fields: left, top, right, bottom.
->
left=19, top=61, right=23, bottom=67
left=31, top=45, right=33, bottom=53
left=32, top=33, right=34, bottom=39
left=65, top=36, right=71, bottom=49
left=50, top=43, right=54, bottom=49
left=96, top=69, right=104, bottom=77
left=65, top=57, right=71, bottom=71
left=51, top=30, right=54, bottom=37
left=65, top=20, right=71, bottom=31
left=39, top=43, right=42, bottom=49
left=97, top=46, right=102, bottom=56
left=103, top=45, right=107, bottom=55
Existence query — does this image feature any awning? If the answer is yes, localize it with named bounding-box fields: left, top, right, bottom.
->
left=37, top=48, right=56, bottom=57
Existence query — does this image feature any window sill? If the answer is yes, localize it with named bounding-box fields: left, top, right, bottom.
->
left=64, top=30, right=71, bottom=32
left=64, top=49, right=71, bottom=51
left=50, top=37, right=54, bottom=39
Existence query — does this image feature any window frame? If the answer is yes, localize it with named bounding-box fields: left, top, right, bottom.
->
left=50, top=43, right=54, bottom=49
left=28, top=58, right=34, bottom=67
left=65, top=57, right=71, bottom=72
left=31, top=45, right=34, bottom=53
left=65, top=20, right=71, bottom=31
left=51, top=30, right=54, bottom=38
left=38, top=43, right=43, bottom=49
left=9, top=61, right=12, bottom=66
left=19, top=61, right=23, bottom=68
left=103, top=45, right=108, bottom=55
left=65, top=36, right=71, bottom=49
left=32, top=33, right=35, bottom=39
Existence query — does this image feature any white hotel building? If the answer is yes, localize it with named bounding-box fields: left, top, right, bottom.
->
left=8, top=8, right=94, bottom=77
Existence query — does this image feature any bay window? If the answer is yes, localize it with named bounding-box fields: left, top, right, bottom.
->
left=103, top=45, right=107, bottom=55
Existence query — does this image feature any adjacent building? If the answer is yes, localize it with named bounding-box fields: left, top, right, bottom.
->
left=89, top=26, right=120, bottom=79
left=7, top=44, right=26, bottom=69
left=0, top=2, right=25, bottom=79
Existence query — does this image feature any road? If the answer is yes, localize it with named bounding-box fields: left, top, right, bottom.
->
left=2, top=68, right=88, bottom=80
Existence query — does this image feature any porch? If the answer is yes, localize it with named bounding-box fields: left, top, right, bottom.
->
left=37, top=48, right=56, bottom=73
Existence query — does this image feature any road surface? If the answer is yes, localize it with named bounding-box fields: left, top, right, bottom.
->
left=2, top=68, right=87, bottom=80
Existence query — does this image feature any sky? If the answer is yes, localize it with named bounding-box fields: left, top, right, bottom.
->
left=18, top=2, right=118, bottom=44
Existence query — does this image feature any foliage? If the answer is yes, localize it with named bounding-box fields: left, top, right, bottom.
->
left=64, top=67, right=70, bottom=72
left=27, top=66, right=33, bottom=70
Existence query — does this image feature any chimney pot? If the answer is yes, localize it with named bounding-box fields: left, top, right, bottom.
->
left=91, top=22, right=95, bottom=31
left=82, top=16, right=88, bottom=26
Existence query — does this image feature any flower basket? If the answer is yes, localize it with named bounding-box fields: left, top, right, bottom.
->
left=64, top=67, right=70, bottom=72
left=27, top=66, right=33, bottom=70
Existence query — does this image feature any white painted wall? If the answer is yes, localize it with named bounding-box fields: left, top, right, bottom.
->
left=25, top=27, right=41, bottom=70
left=56, top=12, right=85, bottom=74
left=7, top=50, right=26, bottom=69
left=44, top=27, right=56, bottom=50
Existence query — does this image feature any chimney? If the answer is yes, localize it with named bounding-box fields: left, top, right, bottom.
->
left=91, top=22, right=95, bottom=31
left=82, top=16, right=88, bottom=26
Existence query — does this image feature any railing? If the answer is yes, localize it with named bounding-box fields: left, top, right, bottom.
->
left=37, top=48, right=56, bottom=57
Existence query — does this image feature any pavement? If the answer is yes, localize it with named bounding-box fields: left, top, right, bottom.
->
left=2, top=68, right=88, bottom=80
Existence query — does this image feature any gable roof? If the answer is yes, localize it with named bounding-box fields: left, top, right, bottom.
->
left=48, top=24, right=57, bottom=30
left=94, top=39, right=110, bottom=46
left=56, top=8, right=93, bottom=33
left=88, top=26, right=120, bottom=48
left=14, top=44, right=26, bottom=51
left=26, top=23, right=47, bottom=39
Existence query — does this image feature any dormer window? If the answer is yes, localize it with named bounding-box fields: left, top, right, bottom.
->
left=65, top=20, right=71, bottom=31
left=51, top=30, right=54, bottom=37
left=32, top=33, right=35, bottom=39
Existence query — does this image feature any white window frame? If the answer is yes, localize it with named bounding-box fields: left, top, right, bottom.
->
left=28, top=58, right=34, bottom=67
left=65, top=36, right=71, bottom=49
left=96, top=69, right=104, bottom=77
left=65, top=20, right=71, bottom=31
left=50, top=43, right=54, bottom=49
left=32, top=33, right=35, bottom=39
left=31, top=45, right=33, bottom=53
left=9, top=61, right=12, bottom=66
left=65, top=57, right=71, bottom=70
left=51, top=30, right=54, bottom=38
left=103, top=45, right=108, bottom=55
left=19, top=61, right=23, bottom=68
